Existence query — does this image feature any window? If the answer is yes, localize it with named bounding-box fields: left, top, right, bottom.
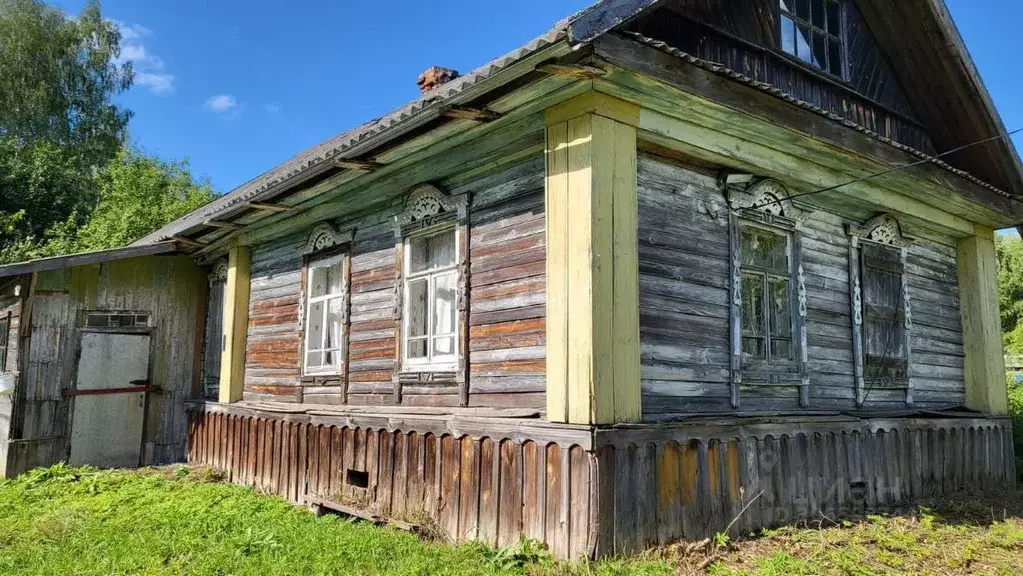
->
left=848, top=214, right=913, bottom=405
left=861, top=243, right=908, bottom=384
left=780, top=0, right=844, bottom=77
left=740, top=224, right=793, bottom=362
left=726, top=177, right=808, bottom=409
left=403, top=228, right=459, bottom=369
left=304, top=253, right=346, bottom=375
left=0, top=313, right=9, bottom=373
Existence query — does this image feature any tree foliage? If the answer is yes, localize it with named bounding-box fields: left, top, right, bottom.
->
left=997, top=234, right=1023, bottom=354
left=0, top=0, right=214, bottom=263
left=0, top=0, right=132, bottom=165
left=0, top=0, right=133, bottom=259
left=44, top=149, right=215, bottom=255
left=3, top=149, right=215, bottom=261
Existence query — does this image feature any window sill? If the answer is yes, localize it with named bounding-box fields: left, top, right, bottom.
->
left=398, top=370, right=459, bottom=385
left=299, top=374, right=344, bottom=385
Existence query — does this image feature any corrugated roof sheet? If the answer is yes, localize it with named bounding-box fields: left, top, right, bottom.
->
left=133, top=26, right=569, bottom=246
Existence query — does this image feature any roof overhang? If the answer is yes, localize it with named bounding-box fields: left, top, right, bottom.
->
left=130, top=0, right=1023, bottom=249
left=0, top=241, right=181, bottom=279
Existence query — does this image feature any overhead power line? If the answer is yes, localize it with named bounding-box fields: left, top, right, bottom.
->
left=753, top=128, right=1023, bottom=210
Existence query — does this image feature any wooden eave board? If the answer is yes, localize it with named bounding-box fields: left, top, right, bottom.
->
left=149, top=37, right=574, bottom=251
left=599, top=76, right=980, bottom=236
left=188, top=77, right=588, bottom=256
left=590, top=35, right=1023, bottom=228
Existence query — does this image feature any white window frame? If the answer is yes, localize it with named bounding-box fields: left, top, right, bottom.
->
left=402, top=225, right=460, bottom=372
left=304, top=252, right=347, bottom=376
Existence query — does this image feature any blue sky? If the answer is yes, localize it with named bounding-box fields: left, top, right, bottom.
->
left=51, top=0, right=1023, bottom=196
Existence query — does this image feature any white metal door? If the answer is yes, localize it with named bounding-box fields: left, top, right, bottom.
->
left=69, top=332, right=151, bottom=468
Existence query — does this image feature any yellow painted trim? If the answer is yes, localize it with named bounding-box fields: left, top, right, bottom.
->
left=609, top=119, right=641, bottom=422
left=544, top=90, right=641, bottom=128
left=957, top=228, right=1008, bottom=416
left=545, top=122, right=570, bottom=423
left=219, top=245, right=251, bottom=404
left=545, top=109, right=641, bottom=425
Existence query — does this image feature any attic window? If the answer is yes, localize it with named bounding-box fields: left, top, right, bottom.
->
left=780, top=0, right=844, bottom=78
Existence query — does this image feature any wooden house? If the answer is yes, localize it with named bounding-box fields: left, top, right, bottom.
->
left=0, top=0, right=1020, bottom=558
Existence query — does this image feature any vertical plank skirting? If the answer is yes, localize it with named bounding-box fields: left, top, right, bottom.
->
left=591, top=417, right=1015, bottom=556
left=186, top=404, right=595, bottom=559
left=187, top=405, right=1012, bottom=559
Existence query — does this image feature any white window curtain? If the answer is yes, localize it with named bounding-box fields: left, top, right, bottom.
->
left=403, top=227, right=459, bottom=370
left=305, top=253, right=346, bottom=375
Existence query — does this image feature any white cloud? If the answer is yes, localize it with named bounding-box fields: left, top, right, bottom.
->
left=113, top=44, right=147, bottom=65
left=206, top=94, right=238, bottom=113
left=262, top=103, right=281, bottom=114
left=113, top=20, right=152, bottom=42
left=110, top=19, right=175, bottom=95
left=136, top=72, right=175, bottom=95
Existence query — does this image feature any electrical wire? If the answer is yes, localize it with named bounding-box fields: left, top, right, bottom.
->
left=751, top=128, right=1023, bottom=211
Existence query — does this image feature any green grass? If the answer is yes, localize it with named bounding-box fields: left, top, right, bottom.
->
left=3, top=464, right=1023, bottom=575
left=0, top=464, right=670, bottom=576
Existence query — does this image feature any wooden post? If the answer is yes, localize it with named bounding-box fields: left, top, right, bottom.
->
left=957, top=225, right=1008, bottom=416
left=544, top=92, right=641, bottom=425
left=219, top=244, right=251, bottom=404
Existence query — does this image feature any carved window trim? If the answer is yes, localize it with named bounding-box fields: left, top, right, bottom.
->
left=392, top=184, right=470, bottom=406
left=298, top=223, right=353, bottom=388
left=726, top=178, right=809, bottom=409
left=847, top=213, right=914, bottom=406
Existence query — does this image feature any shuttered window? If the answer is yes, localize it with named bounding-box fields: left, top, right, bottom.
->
left=860, top=242, right=908, bottom=385
left=403, top=227, right=459, bottom=370
left=305, top=253, right=347, bottom=375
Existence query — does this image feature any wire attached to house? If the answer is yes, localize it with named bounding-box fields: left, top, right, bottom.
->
left=752, top=128, right=1023, bottom=211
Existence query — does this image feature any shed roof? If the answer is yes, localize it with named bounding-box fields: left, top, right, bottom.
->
left=0, top=242, right=181, bottom=279
left=131, top=0, right=1023, bottom=249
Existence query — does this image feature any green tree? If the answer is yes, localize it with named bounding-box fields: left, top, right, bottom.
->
left=0, top=0, right=131, bottom=164
left=0, top=0, right=132, bottom=257
left=997, top=234, right=1023, bottom=354
left=39, top=149, right=215, bottom=255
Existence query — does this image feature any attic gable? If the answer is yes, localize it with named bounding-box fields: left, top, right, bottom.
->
left=575, top=0, right=1022, bottom=198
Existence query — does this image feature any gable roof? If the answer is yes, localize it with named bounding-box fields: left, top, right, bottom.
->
left=855, top=0, right=1023, bottom=197
left=136, top=0, right=1023, bottom=249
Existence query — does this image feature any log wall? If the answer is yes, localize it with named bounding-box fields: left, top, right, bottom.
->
left=241, top=156, right=546, bottom=409
left=637, top=153, right=966, bottom=418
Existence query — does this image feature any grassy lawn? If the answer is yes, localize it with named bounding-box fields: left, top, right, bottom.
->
left=1, top=465, right=1023, bottom=575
